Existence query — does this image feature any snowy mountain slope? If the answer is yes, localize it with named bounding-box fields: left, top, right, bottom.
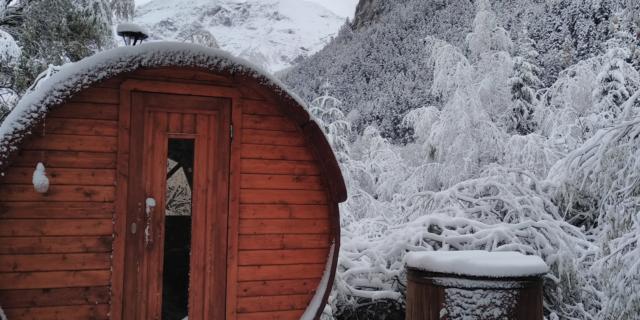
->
left=134, top=0, right=346, bottom=72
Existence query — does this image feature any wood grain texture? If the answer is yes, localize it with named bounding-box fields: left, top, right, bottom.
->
left=0, top=253, right=111, bottom=272
left=3, top=304, right=110, bottom=320
left=12, top=151, right=117, bottom=169
left=0, top=236, right=112, bottom=254
left=0, top=168, right=116, bottom=186
left=0, top=202, right=114, bottom=219
left=0, top=270, right=111, bottom=289
left=0, top=286, right=110, bottom=308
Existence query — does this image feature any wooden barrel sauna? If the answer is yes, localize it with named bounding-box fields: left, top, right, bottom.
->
left=0, top=43, right=346, bottom=320
left=405, top=251, right=547, bottom=320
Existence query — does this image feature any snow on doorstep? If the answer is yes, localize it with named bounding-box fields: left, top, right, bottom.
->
left=405, top=250, right=548, bottom=278
left=0, top=42, right=309, bottom=168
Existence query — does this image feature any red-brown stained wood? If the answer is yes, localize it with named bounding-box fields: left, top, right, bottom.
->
left=238, top=234, right=330, bottom=250
left=0, top=202, right=114, bottom=219
left=3, top=304, right=110, bottom=320
left=0, top=185, right=115, bottom=202
left=41, top=118, right=118, bottom=137
left=0, top=253, right=111, bottom=272
left=238, top=249, right=328, bottom=266
left=238, top=264, right=326, bottom=281
left=0, top=219, right=112, bottom=237
left=70, top=87, right=119, bottom=104
left=0, top=270, right=111, bottom=289
left=237, top=279, right=320, bottom=297
left=0, top=236, right=112, bottom=254
left=0, top=65, right=345, bottom=320
left=237, top=294, right=311, bottom=313
left=240, top=189, right=328, bottom=205
left=239, top=219, right=330, bottom=235
left=12, top=151, right=117, bottom=169
left=240, top=159, right=321, bottom=175
left=23, top=134, right=117, bottom=153
left=0, top=168, right=116, bottom=186
left=49, top=103, right=118, bottom=121
left=239, top=204, right=329, bottom=219
left=236, top=310, right=303, bottom=320
left=242, top=129, right=306, bottom=146
left=241, top=145, right=315, bottom=161
left=242, top=115, right=298, bottom=131
left=0, top=286, right=110, bottom=308
left=242, top=101, right=283, bottom=116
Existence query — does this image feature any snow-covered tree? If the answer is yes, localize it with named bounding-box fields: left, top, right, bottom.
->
left=1, top=0, right=113, bottom=94
left=0, top=28, right=20, bottom=119
left=506, top=28, right=543, bottom=135
left=465, top=0, right=512, bottom=61
left=176, top=22, right=220, bottom=49
left=110, top=0, right=134, bottom=21
left=508, top=56, right=542, bottom=135
left=550, top=110, right=640, bottom=318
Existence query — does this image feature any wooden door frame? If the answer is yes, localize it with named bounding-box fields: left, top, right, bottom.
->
left=112, top=79, right=242, bottom=320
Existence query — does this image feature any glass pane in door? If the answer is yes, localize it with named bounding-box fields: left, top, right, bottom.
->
left=163, top=139, right=195, bottom=320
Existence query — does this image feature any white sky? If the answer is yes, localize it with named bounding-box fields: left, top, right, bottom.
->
left=134, top=0, right=359, bottom=18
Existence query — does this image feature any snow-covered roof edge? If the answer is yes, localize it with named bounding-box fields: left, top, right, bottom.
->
left=0, top=42, right=310, bottom=167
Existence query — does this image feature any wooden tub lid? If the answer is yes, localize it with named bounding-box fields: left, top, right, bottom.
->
left=405, top=250, right=548, bottom=278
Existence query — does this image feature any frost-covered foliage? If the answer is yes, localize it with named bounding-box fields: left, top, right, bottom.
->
left=0, top=0, right=116, bottom=112
left=294, top=0, right=640, bottom=319
left=282, top=0, right=633, bottom=140
left=0, top=29, right=20, bottom=120
left=551, top=116, right=640, bottom=319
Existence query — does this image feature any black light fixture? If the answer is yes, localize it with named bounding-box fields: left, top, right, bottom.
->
left=117, top=23, right=149, bottom=46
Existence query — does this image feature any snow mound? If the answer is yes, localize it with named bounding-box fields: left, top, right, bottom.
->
left=0, top=42, right=308, bottom=168
left=116, top=22, right=149, bottom=35
left=406, top=250, right=548, bottom=278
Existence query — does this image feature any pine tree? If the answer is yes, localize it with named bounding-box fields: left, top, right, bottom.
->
left=0, top=28, right=20, bottom=120
left=110, top=0, right=134, bottom=21
left=508, top=57, right=541, bottom=135
left=8, top=0, right=114, bottom=92
left=508, top=30, right=542, bottom=135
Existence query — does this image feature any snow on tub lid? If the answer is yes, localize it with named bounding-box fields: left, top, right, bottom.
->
left=405, top=250, right=549, bottom=278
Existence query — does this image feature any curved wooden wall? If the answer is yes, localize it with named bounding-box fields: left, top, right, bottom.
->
left=0, top=83, right=119, bottom=319
left=0, top=68, right=338, bottom=320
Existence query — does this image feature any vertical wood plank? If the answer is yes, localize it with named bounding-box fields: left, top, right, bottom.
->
left=182, top=114, right=196, bottom=134
left=168, top=113, right=182, bottom=133
left=145, top=110, right=168, bottom=320
left=110, top=83, right=130, bottom=320
left=226, top=98, right=243, bottom=320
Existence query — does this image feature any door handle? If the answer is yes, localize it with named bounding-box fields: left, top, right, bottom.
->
left=145, top=197, right=156, bottom=248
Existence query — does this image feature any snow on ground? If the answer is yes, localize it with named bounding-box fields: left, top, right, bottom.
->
left=134, top=0, right=347, bottom=72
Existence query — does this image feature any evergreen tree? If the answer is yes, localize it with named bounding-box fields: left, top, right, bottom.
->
left=110, top=0, right=134, bottom=21
left=508, top=57, right=541, bottom=135
left=2, top=0, right=114, bottom=93
left=0, top=28, right=20, bottom=120
left=508, top=28, right=542, bottom=135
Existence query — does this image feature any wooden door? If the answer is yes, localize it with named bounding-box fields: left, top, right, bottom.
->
left=122, top=92, right=231, bottom=320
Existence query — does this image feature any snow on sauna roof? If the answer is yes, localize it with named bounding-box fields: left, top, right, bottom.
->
left=405, top=250, right=549, bottom=278
left=0, top=42, right=309, bottom=167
